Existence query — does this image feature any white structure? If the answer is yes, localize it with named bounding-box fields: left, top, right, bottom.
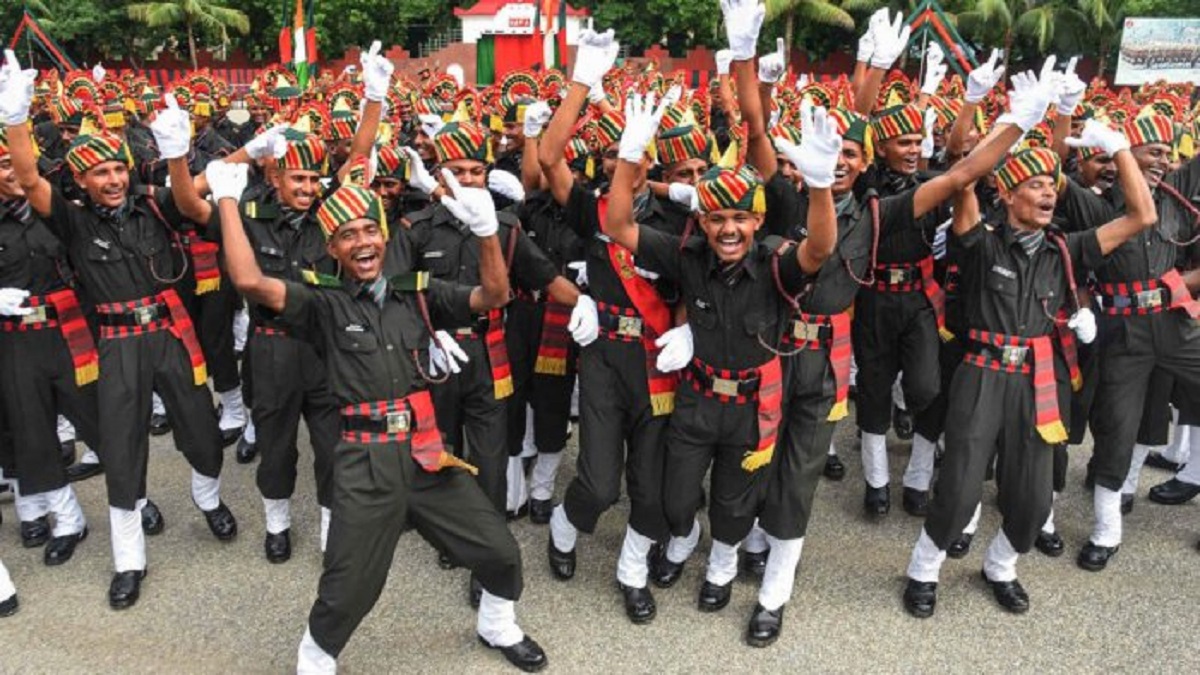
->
left=454, top=0, right=590, bottom=45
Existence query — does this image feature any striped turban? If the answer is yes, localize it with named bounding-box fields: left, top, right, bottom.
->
left=696, top=166, right=766, bottom=214
left=316, top=185, right=388, bottom=240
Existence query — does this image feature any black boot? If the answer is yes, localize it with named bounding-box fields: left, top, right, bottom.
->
left=745, top=604, right=784, bottom=647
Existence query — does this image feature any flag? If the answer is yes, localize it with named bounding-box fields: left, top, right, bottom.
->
left=279, top=0, right=318, bottom=89
left=538, top=0, right=563, bottom=70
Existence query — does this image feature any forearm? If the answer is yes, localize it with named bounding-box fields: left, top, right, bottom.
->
left=718, top=75, right=737, bottom=120
left=545, top=275, right=580, bottom=306
left=473, top=235, right=511, bottom=310
left=349, top=100, right=383, bottom=160
left=854, top=67, right=885, bottom=116
left=607, top=161, right=641, bottom=254
left=1052, top=113, right=1071, bottom=163
left=735, top=59, right=776, bottom=179
left=951, top=184, right=980, bottom=236
left=797, top=187, right=836, bottom=273
left=168, top=157, right=209, bottom=223
left=540, top=84, right=587, bottom=170
left=946, top=100, right=977, bottom=159
left=521, top=137, right=542, bottom=192
left=8, top=122, right=41, bottom=190
left=219, top=198, right=282, bottom=310
left=758, top=82, right=774, bottom=132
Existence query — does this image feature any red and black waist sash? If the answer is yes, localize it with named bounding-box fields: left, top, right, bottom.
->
left=95, top=288, right=207, bottom=386
left=1098, top=270, right=1200, bottom=319
left=782, top=310, right=853, bottom=422
left=684, top=355, right=783, bottom=473
left=963, top=328, right=1066, bottom=444
left=0, top=288, right=98, bottom=386
left=339, top=390, right=478, bottom=475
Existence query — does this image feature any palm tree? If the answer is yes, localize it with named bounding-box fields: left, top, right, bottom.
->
left=956, top=0, right=1087, bottom=72
left=766, top=0, right=858, bottom=53
left=127, top=0, right=251, bottom=69
left=1077, top=0, right=1126, bottom=74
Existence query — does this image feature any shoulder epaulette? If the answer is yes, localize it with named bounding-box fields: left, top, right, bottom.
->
left=242, top=201, right=279, bottom=221
left=761, top=234, right=797, bottom=256
left=497, top=210, right=521, bottom=229
left=300, top=269, right=342, bottom=288
left=389, top=271, right=430, bottom=292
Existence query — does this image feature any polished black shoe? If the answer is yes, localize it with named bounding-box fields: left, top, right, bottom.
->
left=21, top=516, right=51, bottom=548
left=60, top=439, right=76, bottom=467
left=265, top=530, right=291, bottom=564
left=219, top=426, right=244, bottom=448
left=1144, top=451, right=1185, bottom=473
left=547, top=537, right=575, bottom=580
left=903, top=578, right=937, bottom=619
left=506, top=502, right=529, bottom=522
left=1148, top=478, right=1200, bottom=505
left=141, top=500, right=165, bottom=536
left=741, top=549, right=769, bottom=580
left=0, top=594, right=17, bottom=617
left=437, top=551, right=459, bottom=570
left=746, top=603, right=783, bottom=648
left=1121, top=493, right=1134, bottom=515
left=1035, top=531, right=1065, bottom=557
left=980, top=571, right=1030, bottom=614
left=1077, top=541, right=1119, bottom=572
left=697, top=580, right=732, bottom=613
left=469, top=575, right=483, bottom=609
left=528, top=499, right=553, bottom=525
left=149, top=413, right=171, bottom=436
left=649, top=549, right=685, bottom=589
left=618, top=583, right=656, bottom=624
left=893, top=405, right=915, bottom=440
left=864, top=484, right=891, bottom=516
left=235, top=436, right=258, bottom=464
left=108, top=570, right=146, bottom=610
left=65, top=461, right=104, bottom=483
left=477, top=635, right=548, bottom=673
left=201, top=502, right=238, bottom=541
left=44, top=527, right=88, bottom=566
left=902, top=488, right=929, bottom=517
left=823, top=454, right=845, bottom=481
left=946, top=534, right=974, bottom=560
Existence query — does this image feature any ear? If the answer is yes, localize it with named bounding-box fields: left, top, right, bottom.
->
left=268, top=169, right=282, bottom=190
left=752, top=213, right=765, bottom=231
left=72, top=170, right=86, bottom=189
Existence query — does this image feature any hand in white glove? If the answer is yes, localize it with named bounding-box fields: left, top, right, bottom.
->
left=869, top=11, right=911, bottom=70
left=998, top=55, right=1060, bottom=132
left=720, top=0, right=767, bottom=62
left=522, top=101, right=552, bottom=138
left=662, top=85, right=683, bottom=107
left=440, top=168, right=499, bottom=238
left=572, top=23, right=620, bottom=88
left=618, top=91, right=669, bottom=163
left=667, top=183, right=699, bottom=212
left=488, top=169, right=526, bottom=203
left=0, top=288, right=31, bottom=317
left=715, top=49, right=734, bottom=76
left=758, top=38, right=788, bottom=84
left=92, top=62, right=106, bottom=84
left=401, top=147, right=438, bottom=195
left=567, top=261, right=588, bottom=288
left=1065, top=119, right=1130, bottom=156
left=790, top=102, right=842, bottom=189
left=587, top=81, right=608, bottom=105
left=429, top=330, right=469, bottom=376
left=920, top=108, right=937, bottom=159
left=245, top=124, right=289, bottom=161
left=568, top=294, right=599, bottom=346
left=418, top=114, right=444, bottom=139
left=1068, top=308, right=1097, bottom=345
left=856, top=10, right=881, bottom=63
left=0, top=50, right=38, bottom=126
left=360, top=40, right=395, bottom=102
left=654, top=324, right=693, bottom=372
left=920, top=43, right=947, bottom=95
left=965, top=48, right=1005, bottom=103
left=205, top=161, right=249, bottom=202
left=150, top=94, right=192, bottom=160
left=1056, top=56, right=1086, bottom=116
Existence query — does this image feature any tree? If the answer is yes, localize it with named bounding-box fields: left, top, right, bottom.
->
left=955, top=1, right=1089, bottom=72
left=766, top=0, right=857, bottom=53
left=1078, top=0, right=1126, bottom=75
left=127, top=0, right=251, bottom=69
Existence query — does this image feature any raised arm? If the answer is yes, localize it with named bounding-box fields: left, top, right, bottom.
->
left=950, top=181, right=981, bottom=237
left=777, top=105, right=842, bottom=273
left=151, top=94, right=213, bottom=225
left=520, top=101, right=552, bottom=192
left=724, top=0, right=775, bottom=179
left=1052, top=57, right=1085, bottom=163
left=605, top=92, right=667, bottom=255
left=337, top=41, right=392, bottom=184
left=757, top=38, right=788, bottom=135
left=1, top=51, right=51, bottom=216
left=854, top=10, right=909, bottom=116
left=212, top=163, right=286, bottom=311
left=1066, top=122, right=1157, bottom=255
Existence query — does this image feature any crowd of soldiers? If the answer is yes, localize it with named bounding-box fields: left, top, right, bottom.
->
left=1, top=1, right=1199, bottom=671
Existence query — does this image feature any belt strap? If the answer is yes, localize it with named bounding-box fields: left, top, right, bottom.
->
left=964, top=329, right=1066, bottom=444
left=340, top=391, right=478, bottom=474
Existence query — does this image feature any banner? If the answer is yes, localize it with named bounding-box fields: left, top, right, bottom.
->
left=1115, top=17, right=1200, bottom=86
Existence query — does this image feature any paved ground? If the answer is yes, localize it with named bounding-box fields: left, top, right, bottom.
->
left=2, top=415, right=1198, bottom=674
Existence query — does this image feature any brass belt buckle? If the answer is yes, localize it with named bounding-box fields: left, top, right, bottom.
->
left=712, top=376, right=739, bottom=397
left=385, top=411, right=411, bottom=434
left=133, top=306, right=155, bottom=326
left=889, top=269, right=907, bottom=284
left=1001, top=346, right=1028, bottom=366
left=617, top=316, right=642, bottom=337
left=1137, top=290, right=1163, bottom=308
left=21, top=306, right=47, bottom=325
left=792, top=319, right=821, bottom=341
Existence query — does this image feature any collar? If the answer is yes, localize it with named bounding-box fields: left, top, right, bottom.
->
left=703, top=241, right=763, bottom=281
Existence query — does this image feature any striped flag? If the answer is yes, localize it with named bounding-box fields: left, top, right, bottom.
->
left=279, top=0, right=318, bottom=89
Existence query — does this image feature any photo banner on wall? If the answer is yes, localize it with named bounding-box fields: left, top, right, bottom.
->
left=1115, top=17, right=1200, bottom=86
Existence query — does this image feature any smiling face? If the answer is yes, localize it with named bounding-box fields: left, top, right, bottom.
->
left=1079, top=153, right=1116, bottom=191
left=372, top=176, right=405, bottom=212
left=440, top=158, right=488, bottom=189
left=698, top=208, right=764, bottom=263
left=327, top=217, right=387, bottom=281
left=0, top=157, right=23, bottom=200
left=502, top=121, right=524, bottom=155
left=1130, top=142, right=1171, bottom=190
left=663, top=158, right=708, bottom=187
left=832, top=141, right=868, bottom=195
left=1003, top=175, right=1059, bottom=230
left=74, top=161, right=129, bottom=208
left=272, top=169, right=323, bottom=211
left=878, top=133, right=923, bottom=175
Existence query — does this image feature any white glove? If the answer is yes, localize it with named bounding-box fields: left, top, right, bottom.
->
left=790, top=103, right=842, bottom=189
left=418, top=114, right=444, bottom=139
left=0, top=50, right=38, bottom=126
left=488, top=169, right=526, bottom=203
left=796, top=74, right=810, bottom=90
left=1065, top=119, right=1130, bottom=156
left=965, top=48, right=1005, bottom=103
left=634, top=266, right=660, bottom=280
left=150, top=94, right=192, bottom=160
left=654, top=324, right=693, bottom=372
left=920, top=108, right=937, bottom=159
left=920, top=43, right=947, bottom=95
left=245, top=124, right=289, bottom=161
left=567, top=261, right=588, bottom=288
left=998, top=55, right=1060, bottom=132
left=856, top=10, right=881, bottom=63
left=402, top=147, right=438, bottom=195
left=587, top=81, right=608, bottom=105
left=92, top=62, right=106, bottom=84
left=205, top=161, right=249, bottom=202
left=568, top=295, right=599, bottom=346
left=572, top=24, right=620, bottom=88
left=758, top=38, right=787, bottom=84
left=1056, top=56, right=1086, bottom=116
left=662, top=85, right=683, bottom=108
left=440, top=168, right=499, bottom=238
left=720, top=0, right=766, bottom=62
left=668, top=183, right=699, bottom=212
left=360, top=40, right=395, bottom=102
left=0, top=288, right=31, bottom=317
left=618, top=92, right=669, bottom=163
left=870, top=11, right=911, bottom=70
left=446, top=63, right=465, bottom=89
left=715, top=49, right=734, bottom=76
left=429, top=330, right=469, bottom=376
left=1068, top=308, right=1097, bottom=345
left=522, top=101, right=552, bottom=138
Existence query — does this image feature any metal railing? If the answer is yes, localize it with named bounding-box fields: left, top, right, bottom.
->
left=419, top=28, right=463, bottom=58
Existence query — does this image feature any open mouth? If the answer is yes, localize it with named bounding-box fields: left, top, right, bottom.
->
left=1146, top=167, right=1165, bottom=183
left=715, top=232, right=744, bottom=257
left=1036, top=200, right=1055, bottom=218
left=834, top=168, right=849, bottom=180
left=351, top=249, right=379, bottom=275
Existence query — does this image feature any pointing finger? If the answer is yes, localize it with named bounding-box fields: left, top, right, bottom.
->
left=368, top=40, right=381, bottom=58
left=440, top=167, right=464, bottom=200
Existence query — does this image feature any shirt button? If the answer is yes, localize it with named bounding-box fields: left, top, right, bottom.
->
left=386, top=344, right=394, bottom=351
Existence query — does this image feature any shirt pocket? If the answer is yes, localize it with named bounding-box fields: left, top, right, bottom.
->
left=985, top=268, right=1018, bottom=297
left=420, top=249, right=456, bottom=278
left=257, top=247, right=289, bottom=275
left=689, top=297, right=718, bottom=330
left=0, top=234, right=29, bottom=266
left=333, top=327, right=379, bottom=354
left=743, top=308, right=779, bottom=340
left=85, top=239, right=125, bottom=263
